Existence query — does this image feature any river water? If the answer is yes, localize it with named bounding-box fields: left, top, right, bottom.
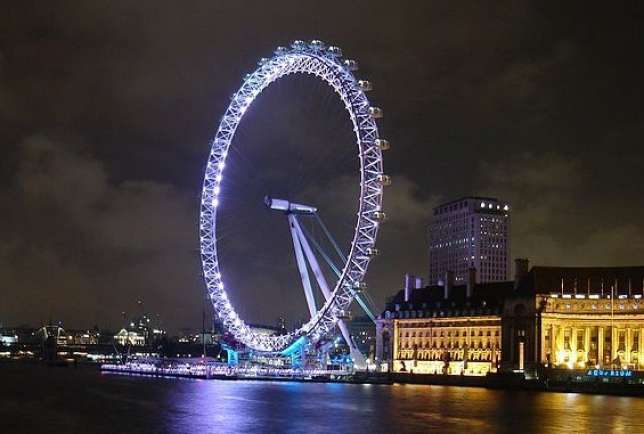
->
left=1, top=364, right=642, bottom=434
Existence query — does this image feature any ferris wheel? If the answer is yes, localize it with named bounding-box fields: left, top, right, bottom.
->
left=199, top=40, right=389, bottom=358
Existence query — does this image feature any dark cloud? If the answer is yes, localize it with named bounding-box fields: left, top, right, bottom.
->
left=1, top=1, right=643, bottom=330
left=477, top=153, right=644, bottom=266
left=0, top=136, right=200, bottom=330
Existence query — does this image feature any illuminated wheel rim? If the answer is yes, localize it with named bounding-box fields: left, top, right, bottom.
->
left=199, top=40, right=385, bottom=352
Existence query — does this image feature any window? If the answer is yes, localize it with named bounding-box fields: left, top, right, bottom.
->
left=576, top=331, right=584, bottom=350
left=633, top=332, right=639, bottom=351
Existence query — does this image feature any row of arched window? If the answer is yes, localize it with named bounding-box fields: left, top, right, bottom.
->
left=400, top=329, right=499, bottom=338
left=397, top=350, right=499, bottom=362
left=399, top=340, right=498, bottom=350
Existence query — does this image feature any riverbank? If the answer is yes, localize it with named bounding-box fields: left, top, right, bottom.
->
left=392, top=371, right=644, bottom=397
left=4, top=359, right=642, bottom=395
left=100, top=361, right=394, bottom=384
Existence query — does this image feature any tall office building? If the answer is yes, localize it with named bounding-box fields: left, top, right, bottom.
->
left=428, top=196, right=511, bottom=285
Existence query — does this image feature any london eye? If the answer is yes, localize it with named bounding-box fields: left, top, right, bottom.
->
left=199, top=40, right=389, bottom=364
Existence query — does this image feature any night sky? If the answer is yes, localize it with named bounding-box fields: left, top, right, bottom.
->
left=1, top=2, right=643, bottom=332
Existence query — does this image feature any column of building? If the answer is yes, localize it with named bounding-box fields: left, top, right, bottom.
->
left=611, top=326, right=618, bottom=365
left=625, top=328, right=631, bottom=365
left=571, top=326, right=577, bottom=364
left=639, top=327, right=644, bottom=369
left=540, top=323, right=548, bottom=364
left=597, top=326, right=604, bottom=367
left=550, top=323, right=557, bottom=364
left=557, top=325, right=565, bottom=364
left=584, top=326, right=591, bottom=364
left=393, top=320, right=399, bottom=363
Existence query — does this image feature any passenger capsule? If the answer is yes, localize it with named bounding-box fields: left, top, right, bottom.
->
left=373, top=211, right=387, bottom=221
left=309, top=40, right=325, bottom=49
left=274, top=46, right=288, bottom=55
left=377, top=174, right=392, bottom=186
left=335, top=309, right=351, bottom=320
left=353, top=282, right=368, bottom=291
left=257, top=57, right=269, bottom=66
left=366, top=247, right=380, bottom=257
left=369, top=107, right=384, bottom=118
left=358, top=80, right=373, bottom=91
left=375, top=139, right=390, bottom=150
left=328, top=46, right=343, bottom=57
left=291, top=40, right=306, bottom=49
left=344, top=59, right=359, bottom=71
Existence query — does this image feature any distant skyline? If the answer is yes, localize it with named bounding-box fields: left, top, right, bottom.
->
left=1, top=2, right=643, bottom=331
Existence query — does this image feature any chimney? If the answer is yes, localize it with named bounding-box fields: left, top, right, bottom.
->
left=466, top=268, right=477, bottom=298
left=414, top=276, right=424, bottom=289
left=404, top=273, right=414, bottom=302
left=444, top=270, right=454, bottom=300
left=514, top=258, right=529, bottom=289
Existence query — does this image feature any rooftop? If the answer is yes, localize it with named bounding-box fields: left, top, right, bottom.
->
left=381, top=265, right=644, bottom=319
left=516, top=266, right=644, bottom=296
left=432, top=196, right=510, bottom=215
left=435, top=196, right=500, bottom=209
left=382, top=281, right=514, bottom=319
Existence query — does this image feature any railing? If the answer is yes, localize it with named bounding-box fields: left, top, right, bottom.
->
left=101, top=360, right=352, bottom=379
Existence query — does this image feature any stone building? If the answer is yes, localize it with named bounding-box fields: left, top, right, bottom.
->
left=377, top=261, right=644, bottom=376
left=114, top=328, right=146, bottom=346
left=376, top=270, right=511, bottom=376
left=503, top=264, right=644, bottom=373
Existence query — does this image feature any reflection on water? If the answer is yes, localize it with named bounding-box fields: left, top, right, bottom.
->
left=1, top=365, right=643, bottom=434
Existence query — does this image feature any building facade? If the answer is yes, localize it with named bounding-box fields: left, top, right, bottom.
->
left=428, top=197, right=510, bottom=285
left=503, top=265, right=644, bottom=373
left=378, top=262, right=644, bottom=376
left=0, top=332, right=18, bottom=347
left=390, top=316, right=502, bottom=375
left=376, top=273, right=511, bottom=376
left=114, top=328, right=146, bottom=346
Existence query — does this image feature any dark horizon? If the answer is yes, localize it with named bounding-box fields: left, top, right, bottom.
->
left=1, top=1, right=644, bottom=332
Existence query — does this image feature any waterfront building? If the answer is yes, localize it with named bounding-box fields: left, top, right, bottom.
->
left=37, top=325, right=68, bottom=346
left=126, top=314, right=166, bottom=345
left=114, top=328, right=146, bottom=346
left=504, top=264, right=644, bottom=373
left=62, top=329, right=100, bottom=345
left=376, top=271, right=510, bottom=375
left=0, top=331, right=18, bottom=346
left=34, top=325, right=100, bottom=347
left=177, top=331, right=220, bottom=345
left=428, top=197, right=510, bottom=285
left=377, top=261, right=644, bottom=376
